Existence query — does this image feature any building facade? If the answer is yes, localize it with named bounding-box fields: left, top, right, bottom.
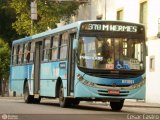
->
left=75, top=0, right=160, bottom=104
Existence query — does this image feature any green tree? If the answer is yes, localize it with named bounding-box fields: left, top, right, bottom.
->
left=0, top=38, right=10, bottom=82
left=10, top=0, right=80, bottom=35
left=0, top=0, right=19, bottom=47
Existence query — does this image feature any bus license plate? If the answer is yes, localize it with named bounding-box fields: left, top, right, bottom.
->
left=108, top=90, right=120, bottom=95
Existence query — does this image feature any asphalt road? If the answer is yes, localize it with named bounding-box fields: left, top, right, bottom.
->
left=0, top=97, right=160, bottom=120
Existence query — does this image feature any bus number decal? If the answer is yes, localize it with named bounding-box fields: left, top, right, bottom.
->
left=59, top=62, right=66, bottom=69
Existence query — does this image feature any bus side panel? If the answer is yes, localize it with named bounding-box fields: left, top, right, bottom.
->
left=10, top=65, right=27, bottom=95
left=40, top=62, right=56, bottom=97
left=28, top=64, right=34, bottom=95
left=59, top=61, right=68, bottom=97
left=10, top=64, right=34, bottom=96
left=40, top=61, right=68, bottom=97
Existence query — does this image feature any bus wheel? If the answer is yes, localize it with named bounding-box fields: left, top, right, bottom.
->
left=59, top=84, right=70, bottom=108
left=24, top=83, right=34, bottom=103
left=72, top=99, right=80, bottom=106
left=110, top=100, right=124, bottom=111
left=33, top=97, right=41, bottom=104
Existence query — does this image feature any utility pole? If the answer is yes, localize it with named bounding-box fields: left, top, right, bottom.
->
left=31, top=0, right=37, bottom=35
left=105, top=0, right=107, bottom=20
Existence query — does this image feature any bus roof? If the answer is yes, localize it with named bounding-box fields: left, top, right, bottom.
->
left=12, top=20, right=144, bottom=45
left=12, top=21, right=81, bottom=45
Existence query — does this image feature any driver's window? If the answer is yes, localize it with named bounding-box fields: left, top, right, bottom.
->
left=101, top=38, right=114, bottom=64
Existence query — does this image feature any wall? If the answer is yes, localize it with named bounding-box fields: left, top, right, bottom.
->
left=146, top=0, right=160, bottom=104
left=146, top=40, right=160, bottom=103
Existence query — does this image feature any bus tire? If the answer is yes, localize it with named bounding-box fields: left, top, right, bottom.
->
left=110, top=100, right=124, bottom=111
left=33, top=97, right=41, bottom=104
left=71, top=99, right=80, bottom=106
left=24, top=83, right=34, bottom=103
left=59, top=84, right=70, bottom=108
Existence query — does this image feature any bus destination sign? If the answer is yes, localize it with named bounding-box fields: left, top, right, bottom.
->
left=81, top=23, right=140, bottom=33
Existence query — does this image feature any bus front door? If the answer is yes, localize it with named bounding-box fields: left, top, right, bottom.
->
left=34, top=41, right=42, bottom=98
left=67, top=33, right=76, bottom=96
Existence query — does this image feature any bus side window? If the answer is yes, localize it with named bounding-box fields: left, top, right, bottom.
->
left=18, top=44, right=23, bottom=64
left=30, top=42, right=35, bottom=62
left=12, top=46, right=17, bottom=65
left=24, top=43, right=30, bottom=63
left=51, top=35, right=59, bottom=60
left=60, top=32, right=68, bottom=60
left=43, top=37, right=51, bottom=61
left=16, top=45, right=20, bottom=65
left=12, top=47, right=14, bottom=65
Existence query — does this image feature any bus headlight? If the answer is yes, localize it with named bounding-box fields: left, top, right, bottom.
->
left=77, top=74, right=96, bottom=87
left=129, top=78, right=145, bottom=89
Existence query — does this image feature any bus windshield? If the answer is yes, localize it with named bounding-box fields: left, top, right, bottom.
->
left=78, top=36, right=144, bottom=70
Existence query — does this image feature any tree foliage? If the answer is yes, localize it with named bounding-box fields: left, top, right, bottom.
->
left=0, top=0, right=19, bottom=46
left=10, top=0, right=80, bottom=35
left=0, top=38, right=10, bottom=81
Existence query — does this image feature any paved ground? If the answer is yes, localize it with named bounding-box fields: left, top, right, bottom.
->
left=0, top=97, right=160, bottom=120
left=0, top=97, right=160, bottom=113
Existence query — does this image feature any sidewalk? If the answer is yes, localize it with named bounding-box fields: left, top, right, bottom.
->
left=0, top=96, right=23, bottom=100
left=124, top=100, right=160, bottom=108
left=88, top=99, right=160, bottom=109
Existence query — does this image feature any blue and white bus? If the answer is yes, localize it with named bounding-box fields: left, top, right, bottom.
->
left=10, top=20, right=146, bottom=111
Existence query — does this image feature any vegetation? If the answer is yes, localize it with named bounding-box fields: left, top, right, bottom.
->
left=0, top=0, right=19, bottom=46
left=10, top=0, right=80, bottom=35
left=0, top=38, right=10, bottom=82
